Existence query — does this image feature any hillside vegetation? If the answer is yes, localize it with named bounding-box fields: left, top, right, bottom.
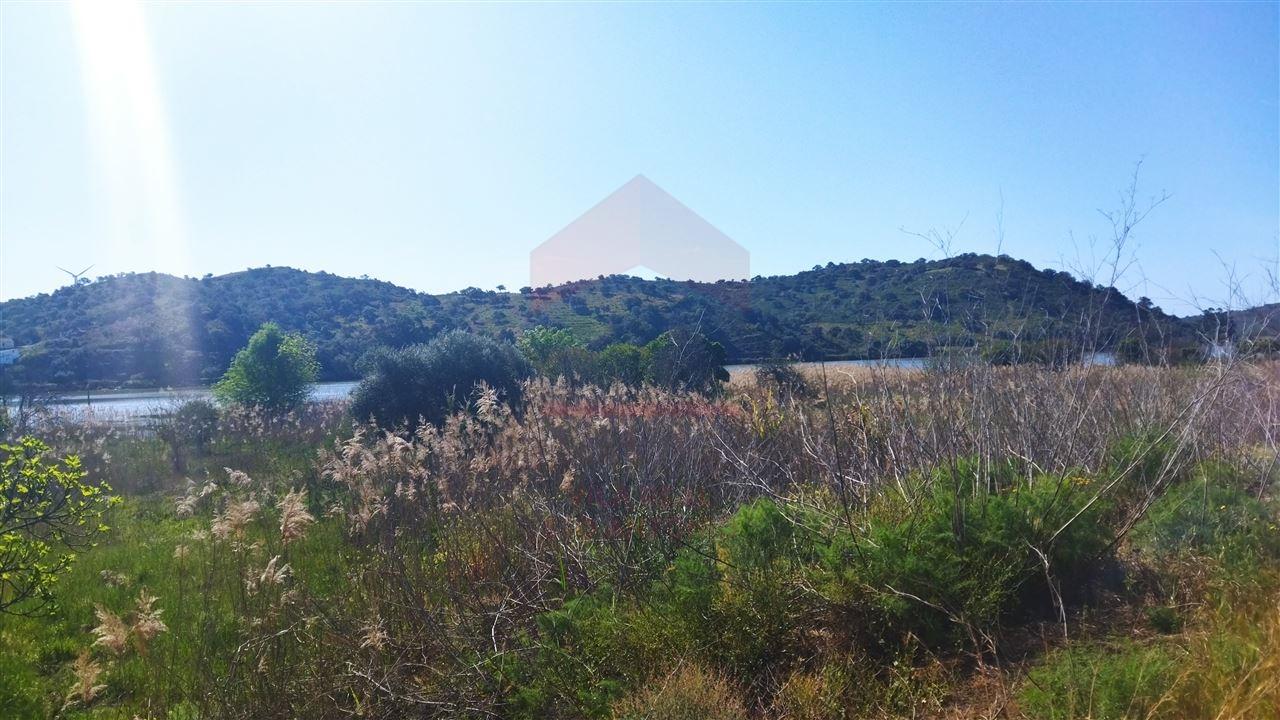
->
left=0, top=254, right=1198, bottom=389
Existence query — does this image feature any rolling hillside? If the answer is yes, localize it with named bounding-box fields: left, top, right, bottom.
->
left=0, top=254, right=1197, bottom=389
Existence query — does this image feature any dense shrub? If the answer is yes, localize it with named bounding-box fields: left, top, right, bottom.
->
left=170, top=399, right=219, bottom=451
left=1131, top=472, right=1280, bottom=563
left=644, top=330, right=730, bottom=394
left=753, top=359, right=812, bottom=398
left=213, top=322, right=319, bottom=410
left=819, top=469, right=1112, bottom=651
left=595, top=342, right=647, bottom=387
left=709, top=499, right=817, bottom=674
left=518, top=326, right=589, bottom=380
left=1105, top=433, right=1185, bottom=499
left=500, top=593, right=628, bottom=718
left=350, top=331, right=532, bottom=429
left=152, top=399, right=220, bottom=472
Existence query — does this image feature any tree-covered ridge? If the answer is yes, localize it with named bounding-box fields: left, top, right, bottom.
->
left=0, top=255, right=1194, bottom=389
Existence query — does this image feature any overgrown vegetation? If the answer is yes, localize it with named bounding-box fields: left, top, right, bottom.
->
left=0, top=356, right=1275, bottom=718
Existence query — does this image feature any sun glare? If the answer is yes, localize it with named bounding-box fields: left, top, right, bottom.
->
left=70, top=0, right=186, bottom=270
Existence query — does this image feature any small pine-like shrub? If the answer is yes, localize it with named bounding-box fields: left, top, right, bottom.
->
left=820, top=468, right=1112, bottom=651
left=1019, top=641, right=1178, bottom=720
left=651, top=499, right=819, bottom=679
left=1106, top=433, right=1183, bottom=502
left=500, top=591, right=638, bottom=719
left=1131, top=474, right=1280, bottom=564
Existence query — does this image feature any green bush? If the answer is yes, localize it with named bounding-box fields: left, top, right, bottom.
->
left=1131, top=473, right=1280, bottom=564
left=518, top=326, right=591, bottom=381
left=1106, top=433, right=1182, bottom=499
left=350, top=331, right=532, bottom=429
left=819, top=470, right=1112, bottom=651
left=498, top=591, right=636, bottom=719
left=642, top=499, right=819, bottom=681
left=213, top=323, right=319, bottom=410
left=1020, top=641, right=1178, bottom=720
left=1, top=437, right=117, bottom=613
left=644, top=330, right=729, bottom=394
left=595, top=343, right=647, bottom=387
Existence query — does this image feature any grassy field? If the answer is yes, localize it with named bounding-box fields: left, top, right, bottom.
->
left=2, top=362, right=1278, bottom=719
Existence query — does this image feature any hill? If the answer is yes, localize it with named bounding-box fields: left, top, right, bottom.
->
left=0, top=254, right=1196, bottom=389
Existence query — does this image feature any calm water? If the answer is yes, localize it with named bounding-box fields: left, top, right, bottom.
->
left=14, top=354, right=1115, bottom=419
left=7, top=381, right=359, bottom=419
left=15, top=360, right=931, bottom=418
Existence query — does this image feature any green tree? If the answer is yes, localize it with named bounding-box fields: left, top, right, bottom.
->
left=517, top=326, right=584, bottom=375
left=596, top=342, right=647, bottom=387
left=1, top=437, right=116, bottom=613
left=213, top=322, right=319, bottom=410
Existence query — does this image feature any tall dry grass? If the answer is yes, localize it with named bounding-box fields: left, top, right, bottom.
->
left=5, top=360, right=1276, bottom=719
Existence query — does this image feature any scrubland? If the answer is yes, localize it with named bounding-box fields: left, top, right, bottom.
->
left=2, top=361, right=1278, bottom=719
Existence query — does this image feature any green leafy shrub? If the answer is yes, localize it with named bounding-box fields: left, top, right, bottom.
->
left=518, top=326, right=592, bottom=381
left=1020, top=641, right=1178, bottom=720
left=595, top=343, right=647, bottom=387
left=213, top=322, right=319, bottom=410
left=350, top=331, right=532, bottom=429
left=1, top=436, right=117, bottom=613
left=1106, top=433, right=1182, bottom=500
left=648, top=499, right=819, bottom=680
left=710, top=499, right=816, bottom=674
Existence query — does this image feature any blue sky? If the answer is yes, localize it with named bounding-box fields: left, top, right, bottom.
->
left=1, top=1, right=1276, bottom=314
